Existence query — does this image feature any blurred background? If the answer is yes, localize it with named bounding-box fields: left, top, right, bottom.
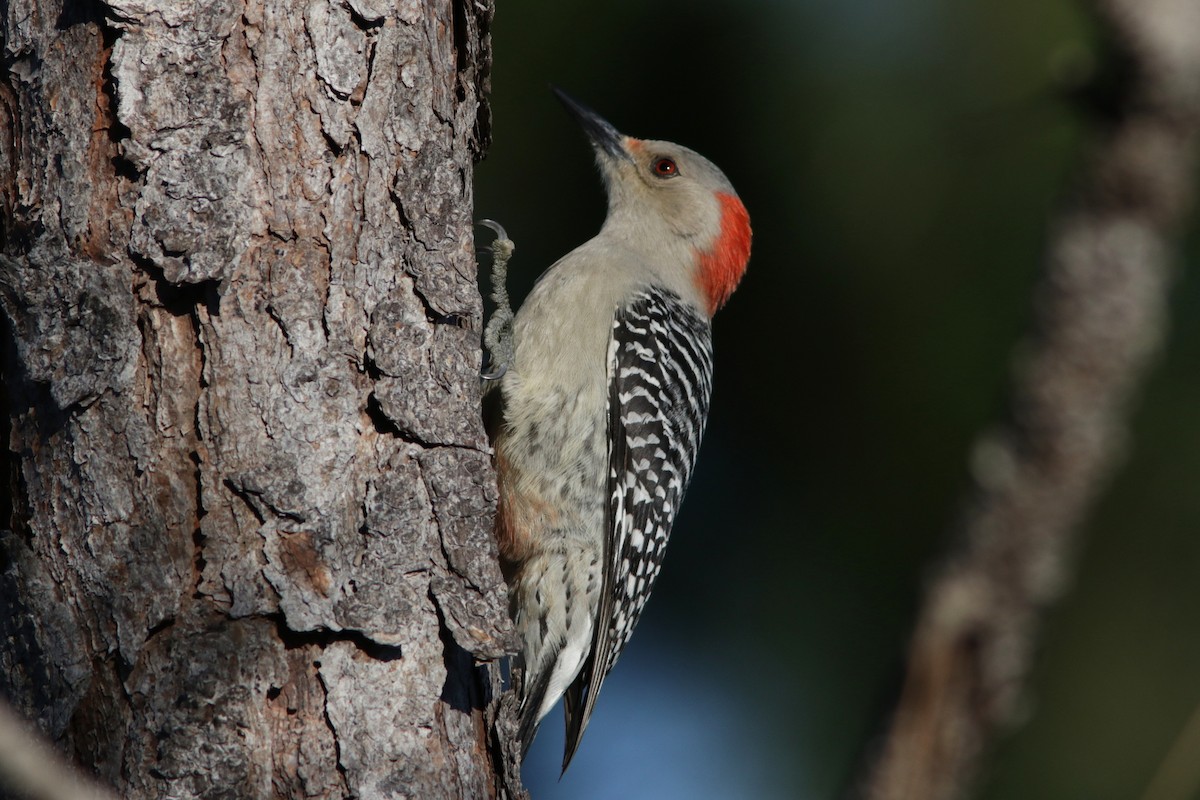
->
left=473, top=1, right=1200, bottom=797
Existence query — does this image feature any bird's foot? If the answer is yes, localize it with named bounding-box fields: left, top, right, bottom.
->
left=479, top=219, right=515, bottom=383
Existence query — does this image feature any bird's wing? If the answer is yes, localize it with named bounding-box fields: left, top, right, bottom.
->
left=562, top=287, right=713, bottom=771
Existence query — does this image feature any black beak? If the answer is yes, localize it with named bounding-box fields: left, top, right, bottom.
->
left=552, top=87, right=628, bottom=161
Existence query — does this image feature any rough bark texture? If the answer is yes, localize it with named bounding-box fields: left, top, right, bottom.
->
left=0, top=0, right=524, bottom=797
left=854, top=1, right=1200, bottom=798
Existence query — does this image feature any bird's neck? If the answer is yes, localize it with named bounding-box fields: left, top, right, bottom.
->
left=695, top=193, right=751, bottom=316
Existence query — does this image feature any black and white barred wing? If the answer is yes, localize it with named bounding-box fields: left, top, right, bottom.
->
left=562, top=287, right=713, bottom=766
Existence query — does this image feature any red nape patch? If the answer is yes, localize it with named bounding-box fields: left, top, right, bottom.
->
left=696, top=193, right=752, bottom=315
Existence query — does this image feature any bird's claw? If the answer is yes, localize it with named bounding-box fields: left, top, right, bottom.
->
left=480, top=362, right=508, bottom=381
left=479, top=218, right=508, bottom=240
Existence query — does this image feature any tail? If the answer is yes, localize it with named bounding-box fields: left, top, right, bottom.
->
left=516, top=655, right=554, bottom=757
left=561, top=673, right=589, bottom=774
left=519, top=662, right=595, bottom=775
left=508, top=550, right=601, bottom=768
left=517, top=644, right=600, bottom=772
left=561, top=637, right=611, bottom=774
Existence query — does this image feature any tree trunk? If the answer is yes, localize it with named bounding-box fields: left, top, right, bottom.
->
left=0, top=0, right=523, bottom=797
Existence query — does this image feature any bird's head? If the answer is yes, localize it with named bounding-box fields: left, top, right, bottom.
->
left=554, top=88, right=752, bottom=316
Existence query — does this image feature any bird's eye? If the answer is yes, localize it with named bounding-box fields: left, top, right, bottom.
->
left=652, top=157, right=678, bottom=178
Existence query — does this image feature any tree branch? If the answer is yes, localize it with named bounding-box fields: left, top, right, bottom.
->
left=0, top=696, right=117, bottom=800
left=853, top=1, right=1200, bottom=797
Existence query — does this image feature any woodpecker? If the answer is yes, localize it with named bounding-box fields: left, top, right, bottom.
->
left=489, top=89, right=751, bottom=771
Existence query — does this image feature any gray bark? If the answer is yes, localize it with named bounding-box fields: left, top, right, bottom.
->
left=853, top=0, right=1200, bottom=798
left=0, top=0, right=524, bottom=797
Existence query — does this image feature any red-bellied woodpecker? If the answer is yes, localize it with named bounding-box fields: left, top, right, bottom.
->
left=485, top=89, right=751, bottom=772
